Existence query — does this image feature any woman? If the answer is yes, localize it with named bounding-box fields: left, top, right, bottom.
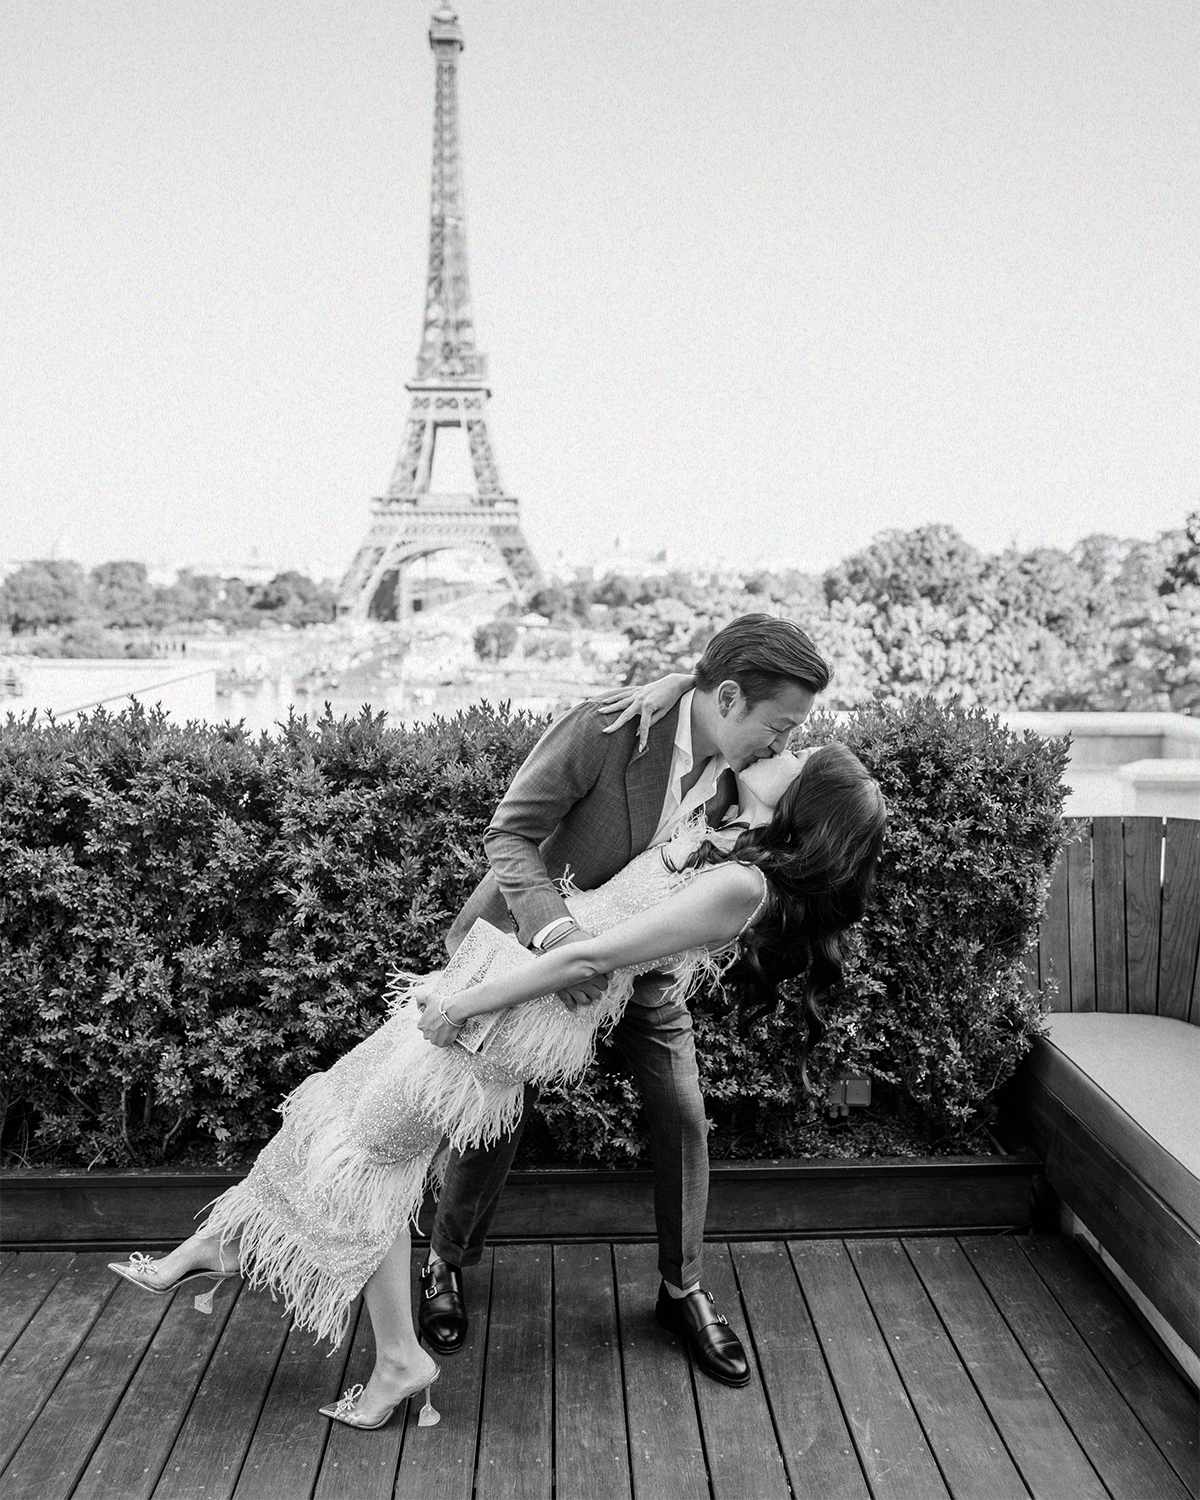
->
left=109, top=741, right=885, bottom=1431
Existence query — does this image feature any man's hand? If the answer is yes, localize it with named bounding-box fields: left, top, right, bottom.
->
left=541, top=924, right=606, bottom=1010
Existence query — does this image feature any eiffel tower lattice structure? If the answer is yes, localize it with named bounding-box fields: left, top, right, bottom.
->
left=339, top=3, right=542, bottom=620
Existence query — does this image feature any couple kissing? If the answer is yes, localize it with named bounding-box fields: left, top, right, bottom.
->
left=110, top=613, right=886, bottom=1431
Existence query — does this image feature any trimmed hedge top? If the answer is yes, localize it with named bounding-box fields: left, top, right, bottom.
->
left=0, top=697, right=1068, bottom=1167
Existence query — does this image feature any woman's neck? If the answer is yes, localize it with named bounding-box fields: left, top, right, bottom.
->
left=732, top=773, right=778, bottom=830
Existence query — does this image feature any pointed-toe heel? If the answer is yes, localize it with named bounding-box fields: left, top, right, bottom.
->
left=107, top=1252, right=235, bottom=1315
left=320, top=1361, right=442, bottom=1431
left=319, top=1384, right=390, bottom=1430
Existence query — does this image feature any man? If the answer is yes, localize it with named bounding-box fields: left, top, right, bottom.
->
left=419, top=613, right=829, bottom=1386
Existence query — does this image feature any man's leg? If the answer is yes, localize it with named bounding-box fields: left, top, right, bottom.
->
left=607, top=984, right=708, bottom=1290
left=607, top=982, right=750, bottom=1388
left=419, top=1085, right=533, bottom=1353
left=429, top=1087, right=532, bottom=1267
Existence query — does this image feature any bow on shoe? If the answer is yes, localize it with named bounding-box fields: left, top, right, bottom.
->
left=328, top=1384, right=365, bottom=1420
left=108, top=1250, right=228, bottom=1314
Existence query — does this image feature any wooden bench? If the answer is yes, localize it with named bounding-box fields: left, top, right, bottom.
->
left=1012, top=815, right=1200, bottom=1380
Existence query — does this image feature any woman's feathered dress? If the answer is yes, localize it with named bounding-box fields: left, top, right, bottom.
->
left=198, top=819, right=760, bottom=1346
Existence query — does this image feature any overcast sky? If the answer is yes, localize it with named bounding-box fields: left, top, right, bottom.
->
left=3, top=0, right=1198, bottom=578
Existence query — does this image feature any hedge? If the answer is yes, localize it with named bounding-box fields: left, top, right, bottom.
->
left=0, top=697, right=1068, bottom=1168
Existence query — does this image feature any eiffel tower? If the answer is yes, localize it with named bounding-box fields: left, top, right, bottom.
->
left=339, top=2, right=542, bottom=620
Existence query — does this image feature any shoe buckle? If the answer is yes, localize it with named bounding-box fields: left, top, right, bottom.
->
left=716, top=1313, right=728, bottom=1325
left=423, top=1282, right=441, bottom=1301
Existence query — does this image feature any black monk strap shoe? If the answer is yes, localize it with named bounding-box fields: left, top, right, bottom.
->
left=418, top=1258, right=467, bottom=1354
left=654, top=1283, right=751, bottom=1388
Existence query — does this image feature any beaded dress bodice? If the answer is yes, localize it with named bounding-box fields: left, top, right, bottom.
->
left=438, top=817, right=764, bottom=1088
left=565, top=837, right=703, bottom=972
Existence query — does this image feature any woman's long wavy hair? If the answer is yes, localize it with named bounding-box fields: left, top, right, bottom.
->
left=689, top=743, right=886, bottom=1092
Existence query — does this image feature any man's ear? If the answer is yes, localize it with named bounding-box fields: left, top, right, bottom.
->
left=716, top=680, right=741, bottom=716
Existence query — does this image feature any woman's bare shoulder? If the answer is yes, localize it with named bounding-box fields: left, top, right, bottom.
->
left=695, top=859, right=767, bottom=910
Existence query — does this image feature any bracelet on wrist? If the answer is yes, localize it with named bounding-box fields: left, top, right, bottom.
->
left=436, top=993, right=464, bottom=1030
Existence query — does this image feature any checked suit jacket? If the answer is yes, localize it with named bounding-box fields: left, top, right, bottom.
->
left=446, top=698, right=686, bottom=956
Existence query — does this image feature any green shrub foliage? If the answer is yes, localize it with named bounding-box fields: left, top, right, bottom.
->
left=801, top=698, right=1069, bottom=1141
left=0, top=698, right=1067, bottom=1167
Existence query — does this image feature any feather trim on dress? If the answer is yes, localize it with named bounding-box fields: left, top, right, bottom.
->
left=196, top=817, right=740, bottom=1348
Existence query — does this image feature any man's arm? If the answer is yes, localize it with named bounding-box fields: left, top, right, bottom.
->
left=483, top=700, right=611, bottom=947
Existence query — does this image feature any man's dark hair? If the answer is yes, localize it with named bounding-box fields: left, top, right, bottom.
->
left=694, top=613, right=830, bottom=706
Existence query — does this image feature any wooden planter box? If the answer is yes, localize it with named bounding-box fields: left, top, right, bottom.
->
left=0, top=1149, right=1040, bottom=1250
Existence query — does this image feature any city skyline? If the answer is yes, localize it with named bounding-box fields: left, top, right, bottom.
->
left=3, top=0, right=1198, bottom=578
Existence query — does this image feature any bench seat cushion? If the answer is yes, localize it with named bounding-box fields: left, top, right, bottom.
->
left=1027, top=1013, right=1200, bottom=1236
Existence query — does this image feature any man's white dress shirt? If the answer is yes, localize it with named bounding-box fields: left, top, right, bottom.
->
left=648, top=690, right=730, bottom=847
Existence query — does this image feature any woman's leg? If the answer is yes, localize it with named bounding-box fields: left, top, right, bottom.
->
left=348, top=1226, right=437, bottom=1421
left=123, top=1228, right=241, bottom=1288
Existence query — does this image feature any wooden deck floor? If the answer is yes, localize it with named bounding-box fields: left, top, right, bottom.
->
left=0, top=1234, right=1195, bottom=1500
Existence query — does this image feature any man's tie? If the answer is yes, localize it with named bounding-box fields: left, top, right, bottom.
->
left=703, top=767, right=739, bottom=829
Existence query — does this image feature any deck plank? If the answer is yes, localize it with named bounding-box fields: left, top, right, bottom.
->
left=1159, top=819, right=1200, bottom=1021
left=73, top=1282, right=240, bottom=1500
left=474, top=1244, right=553, bottom=1500
left=789, top=1239, right=949, bottom=1500
left=1123, top=817, right=1163, bottom=1014
left=0, top=1253, right=114, bottom=1476
left=614, top=1243, right=708, bottom=1500
left=732, top=1241, right=869, bottom=1500
left=1066, top=838, right=1097, bottom=1011
left=379, top=1255, right=495, bottom=1500
left=848, top=1238, right=1027, bottom=1500
left=1039, top=854, right=1072, bottom=1010
left=0, top=1272, right=171, bottom=1500
left=232, top=1305, right=354, bottom=1499
left=690, top=1243, right=789, bottom=1500
left=0, top=1250, right=72, bottom=1360
left=1092, top=820, right=1128, bottom=1013
left=963, top=1236, right=1192, bottom=1500
left=151, top=1281, right=292, bottom=1500
left=553, top=1243, right=632, bottom=1500
left=905, top=1237, right=1107, bottom=1499
left=1019, top=1234, right=1198, bottom=1495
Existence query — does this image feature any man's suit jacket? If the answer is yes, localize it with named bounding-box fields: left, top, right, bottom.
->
left=446, top=698, right=684, bottom=955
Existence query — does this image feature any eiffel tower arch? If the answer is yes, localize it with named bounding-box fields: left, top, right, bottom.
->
left=340, top=3, right=542, bottom=621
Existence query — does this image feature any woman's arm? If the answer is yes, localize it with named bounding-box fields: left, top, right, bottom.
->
left=589, top=671, right=696, bottom=751
left=420, top=863, right=763, bottom=1044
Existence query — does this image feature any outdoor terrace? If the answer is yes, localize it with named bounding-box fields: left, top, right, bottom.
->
left=1, top=1233, right=1195, bottom=1500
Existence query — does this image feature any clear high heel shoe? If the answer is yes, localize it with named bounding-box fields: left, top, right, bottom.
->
left=107, top=1250, right=235, bottom=1314
left=319, top=1360, right=442, bottom=1430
